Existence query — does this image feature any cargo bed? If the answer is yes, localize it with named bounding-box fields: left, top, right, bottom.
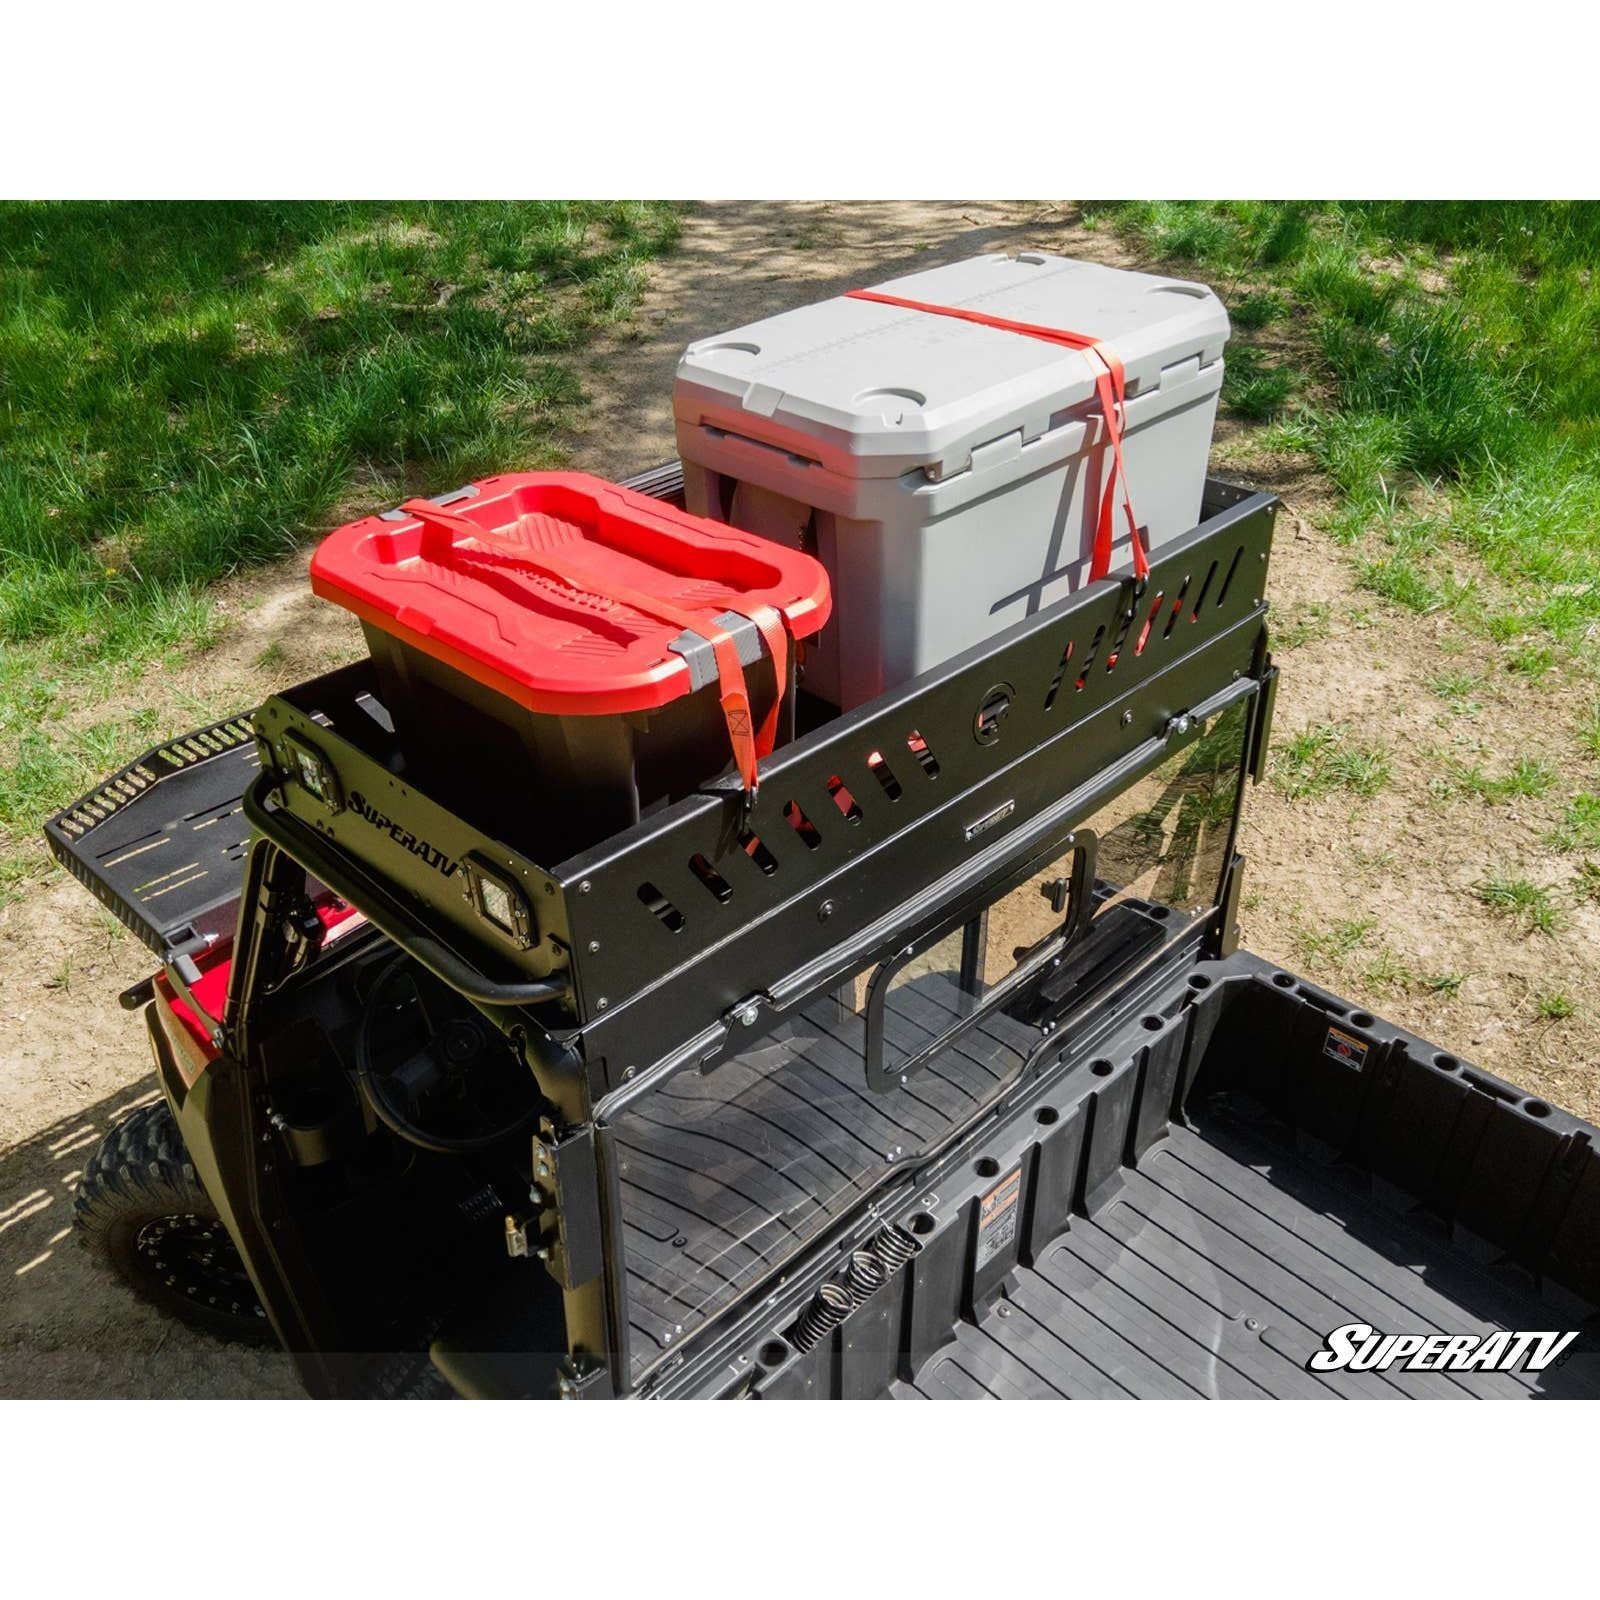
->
left=617, top=974, right=1038, bottom=1379
left=654, top=949, right=1600, bottom=1400
left=897, top=1104, right=1592, bottom=1399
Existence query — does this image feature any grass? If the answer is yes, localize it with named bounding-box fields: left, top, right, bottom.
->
left=1547, top=793, right=1600, bottom=852
left=1348, top=844, right=1396, bottom=873
left=1474, top=873, right=1565, bottom=935
left=1436, top=755, right=1556, bottom=805
left=0, top=201, right=680, bottom=871
left=1430, top=670, right=1484, bottom=714
left=1504, top=642, right=1556, bottom=681
left=1292, top=911, right=1452, bottom=1000
left=1295, top=914, right=1377, bottom=968
left=0, top=855, right=34, bottom=913
left=1535, top=990, right=1577, bottom=1022
left=1271, top=600, right=1331, bottom=652
left=1361, top=947, right=1418, bottom=993
left=1230, top=290, right=1287, bottom=331
left=1223, top=344, right=1296, bottom=420
left=1272, top=723, right=1392, bottom=800
left=1095, top=202, right=1600, bottom=677
left=1, top=203, right=679, bottom=647
left=1580, top=699, right=1600, bottom=760
left=1357, top=548, right=1453, bottom=613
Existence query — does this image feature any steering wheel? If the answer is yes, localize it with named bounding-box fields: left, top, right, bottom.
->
left=354, top=955, right=543, bottom=1156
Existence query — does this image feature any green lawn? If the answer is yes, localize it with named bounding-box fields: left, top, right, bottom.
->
left=0, top=201, right=679, bottom=885
left=1088, top=202, right=1600, bottom=661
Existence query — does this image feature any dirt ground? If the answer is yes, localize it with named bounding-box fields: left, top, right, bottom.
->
left=3, top=200, right=1596, bottom=1399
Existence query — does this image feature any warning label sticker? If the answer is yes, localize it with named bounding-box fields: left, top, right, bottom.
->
left=1323, top=1025, right=1370, bottom=1069
left=975, top=1166, right=1023, bottom=1269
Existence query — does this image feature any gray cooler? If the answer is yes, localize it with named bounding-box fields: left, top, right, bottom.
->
left=674, top=251, right=1230, bottom=709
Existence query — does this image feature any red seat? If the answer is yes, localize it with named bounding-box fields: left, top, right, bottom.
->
left=166, top=901, right=364, bottom=1050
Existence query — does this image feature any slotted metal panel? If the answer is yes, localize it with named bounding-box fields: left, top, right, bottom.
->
left=561, top=489, right=1276, bottom=1077
left=44, top=715, right=261, bottom=957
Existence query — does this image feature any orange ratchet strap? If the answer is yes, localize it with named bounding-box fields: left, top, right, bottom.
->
left=399, top=501, right=789, bottom=795
left=845, top=288, right=1149, bottom=584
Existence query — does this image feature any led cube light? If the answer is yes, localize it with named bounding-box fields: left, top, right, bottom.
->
left=461, top=855, right=535, bottom=949
left=282, top=732, right=343, bottom=813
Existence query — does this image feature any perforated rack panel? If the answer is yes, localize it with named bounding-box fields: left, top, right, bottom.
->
left=44, top=716, right=260, bottom=958
left=561, top=486, right=1277, bottom=1080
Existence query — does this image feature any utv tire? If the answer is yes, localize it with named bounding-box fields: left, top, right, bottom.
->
left=74, top=1099, right=273, bottom=1345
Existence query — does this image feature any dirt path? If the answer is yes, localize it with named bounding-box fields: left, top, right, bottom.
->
left=3, top=200, right=1595, bottom=1398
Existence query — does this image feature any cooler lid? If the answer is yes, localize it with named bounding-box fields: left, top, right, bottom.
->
left=310, top=473, right=831, bottom=716
left=674, top=251, right=1230, bottom=479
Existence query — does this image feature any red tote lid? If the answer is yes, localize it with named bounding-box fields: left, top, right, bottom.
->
left=310, top=473, right=831, bottom=717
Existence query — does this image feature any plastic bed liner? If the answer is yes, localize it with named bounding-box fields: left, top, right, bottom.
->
left=651, top=950, right=1600, bottom=1400
left=618, top=974, right=1036, bottom=1378
left=895, top=1101, right=1597, bottom=1400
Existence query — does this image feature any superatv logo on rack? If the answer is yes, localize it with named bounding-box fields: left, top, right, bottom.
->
left=347, top=792, right=456, bottom=877
left=1308, top=1322, right=1578, bottom=1374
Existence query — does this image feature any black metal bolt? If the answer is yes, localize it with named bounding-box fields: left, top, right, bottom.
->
left=817, top=899, right=835, bottom=923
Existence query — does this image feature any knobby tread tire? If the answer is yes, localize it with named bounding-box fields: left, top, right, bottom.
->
left=73, top=1099, right=273, bottom=1344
